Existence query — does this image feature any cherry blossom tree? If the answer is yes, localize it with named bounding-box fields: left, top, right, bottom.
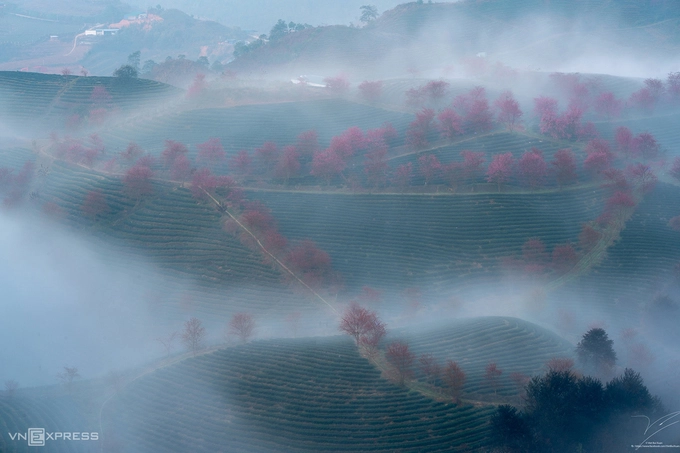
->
left=275, top=145, right=301, bottom=183
left=523, top=237, right=548, bottom=265
left=171, top=154, right=192, bottom=182
left=606, top=191, right=636, bottom=209
left=518, top=148, right=547, bottom=189
left=393, top=163, right=412, bottom=190
left=552, top=244, right=578, bottom=274
left=670, top=157, right=680, bottom=182
left=424, top=80, right=450, bottom=105
left=123, top=164, right=154, bottom=199
left=593, top=92, right=622, bottom=118
left=584, top=139, right=614, bottom=175
left=551, top=148, right=577, bottom=188
left=455, top=86, right=493, bottom=133
left=358, top=80, right=383, bottom=103
left=486, top=152, right=514, bottom=191
left=311, top=149, right=345, bottom=184
left=364, top=144, right=389, bottom=187
left=614, top=127, right=634, bottom=158
left=161, top=140, right=188, bottom=168
left=196, top=138, right=226, bottom=166
left=631, top=132, right=660, bottom=160
left=437, top=108, right=463, bottom=141
left=231, top=150, right=252, bottom=176
left=629, top=88, right=656, bottom=112
left=286, top=239, right=333, bottom=287
left=255, top=141, right=279, bottom=174
left=667, top=72, right=680, bottom=100
left=460, top=150, right=486, bottom=180
left=296, top=130, right=320, bottom=157
left=546, top=357, right=575, bottom=372
left=627, top=163, right=657, bottom=193
left=418, top=154, right=442, bottom=185
left=442, top=360, right=466, bottom=402
left=579, top=224, right=602, bottom=252
left=385, top=342, right=415, bottom=386
left=339, top=303, right=385, bottom=351
left=406, top=108, right=435, bottom=149
left=494, top=91, right=523, bottom=131
left=186, top=73, right=206, bottom=98
left=81, top=190, right=110, bottom=220
left=228, top=313, right=255, bottom=343
left=120, top=142, right=144, bottom=162
left=668, top=216, right=680, bottom=232
left=419, top=354, right=441, bottom=385
left=323, top=75, right=350, bottom=94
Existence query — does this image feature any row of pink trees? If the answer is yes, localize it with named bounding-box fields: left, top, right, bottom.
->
left=405, top=88, right=522, bottom=150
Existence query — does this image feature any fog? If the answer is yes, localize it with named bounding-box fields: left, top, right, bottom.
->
left=1, top=0, right=680, bottom=450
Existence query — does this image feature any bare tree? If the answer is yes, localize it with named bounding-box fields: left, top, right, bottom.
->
left=181, top=318, right=206, bottom=355
left=485, top=362, right=503, bottom=396
left=228, top=313, right=255, bottom=343
left=339, top=303, right=386, bottom=348
left=419, top=354, right=441, bottom=385
left=4, top=380, right=18, bottom=398
left=385, top=342, right=415, bottom=386
left=58, top=366, right=80, bottom=393
left=157, top=331, right=178, bottom=357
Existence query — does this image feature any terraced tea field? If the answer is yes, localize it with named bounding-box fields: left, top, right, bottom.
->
left=0, top=71, right=180, bottom=131
left=248, top=187, right=606, bottom=293
left=99, top=99, right=413, bottom=156
left=390, top=316, right=574, bottom=399
left=32, top=161, right=304, bottom=316
left=103, top=318, right=564, bottom=453
left=557, top=182, right=680, bottom=314
left=0, top=395, right=96, bottom=453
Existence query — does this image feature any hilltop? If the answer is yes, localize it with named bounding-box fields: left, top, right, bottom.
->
left=226, top=0, right=680, bottom=77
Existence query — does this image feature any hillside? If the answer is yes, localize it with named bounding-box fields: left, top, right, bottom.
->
left=99, top=316, right=568, bottom=453
left=0, top=71, right=181, bottom=133
left=226, top=0, right=680, bottom=77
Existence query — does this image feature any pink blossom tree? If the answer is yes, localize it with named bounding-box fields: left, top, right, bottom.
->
left=627, top=163, right=657, bottom=193
left=442, top=360, right=466, bottom=402
left=631, top=132, right=660, bottom=160
left=393, top=163, right=412, bottom=190
left=593, top=92, right=622, bottom=118
left=358, top=80, right=383, bottom=103
left=196, top=138, right=226, bottom=166
left=171, top=154, right=193, bottom=182
left=123, top=164, right=153, bottom=199
left=486, top=152, right=514, bottom=191
left=286, top=239, right=333, bottom=288
left=323, top=75, right=350, bottom=94
left=275, top=146, right=301, bottom=183
left=584, top=139, right=614, bottom=176
left=120, top=142, right=144, bottom=162
left=629, top=88, right=656, bottom=112
left=418, top=154, right=442, bottom=185
left=161, top=140, right=189, bottom=168
left=81, top=190, right=110, bottom=220
left=437, top=109, right=463, bottom=141
left=311, top=149, right=345, bottom=184
left=385, top=342, right=415, bottom=386
left=518, top=148, right=547, bottom=189
left=494, top=90, right=523, bottom=131
left=231, top=150, right=252, bottom=176
left=255, top=141, right=279, bottom=174
left=551, top=148, right=577, bottom=188
left=406, top=108, right=435, bottom=149
left=670, top=157, right=680, bottom=182
left=614, top=127, right=634, bottom=158
left=364, top=144, right=389, bottom=187
left=460, top=150, right=486, bottom=180
left=552, top=244, right=578, bottom=274
left=296, top=130, right=319, bottom=157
